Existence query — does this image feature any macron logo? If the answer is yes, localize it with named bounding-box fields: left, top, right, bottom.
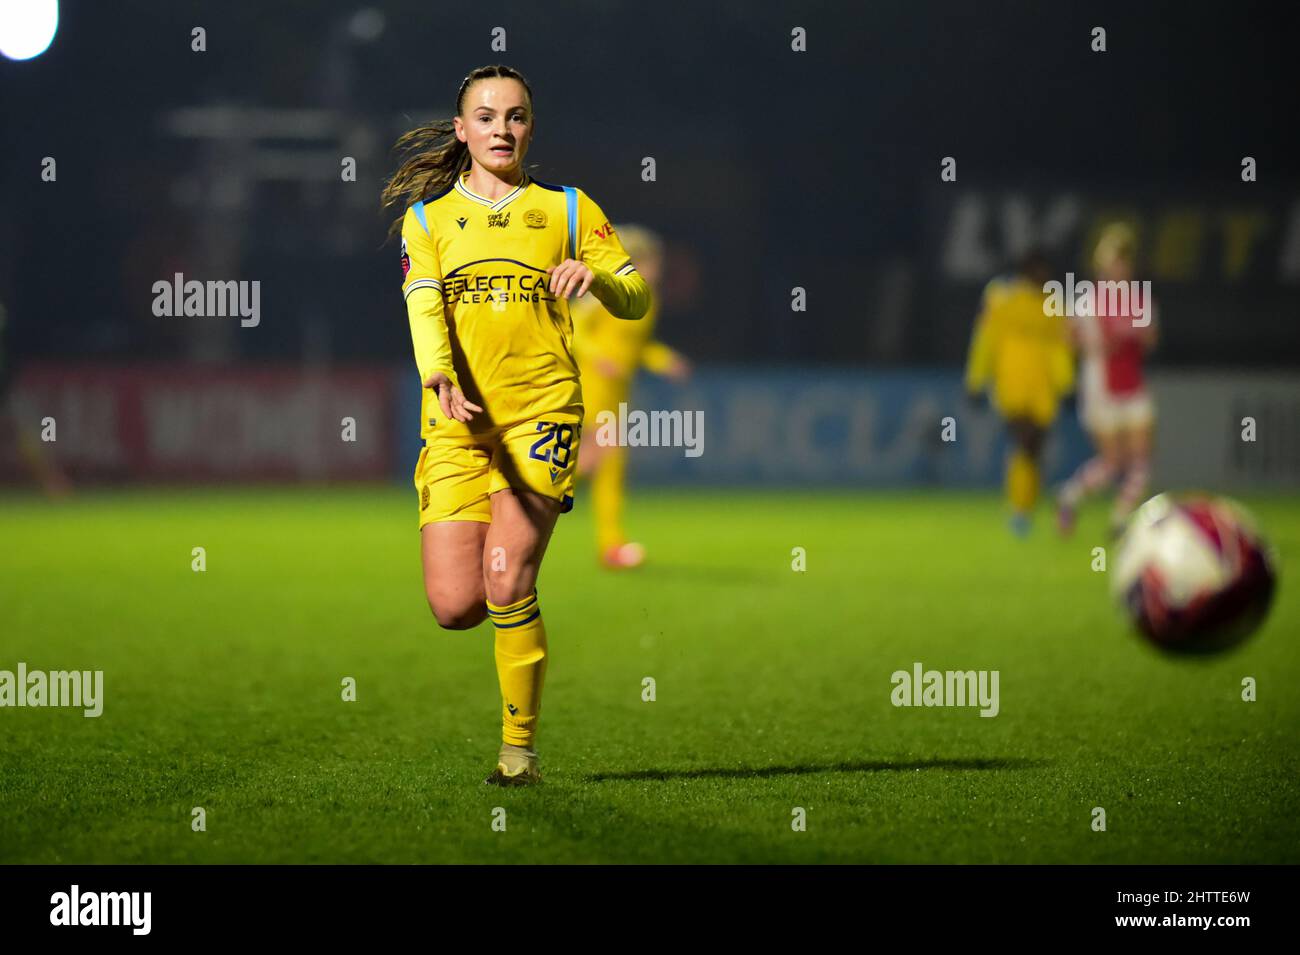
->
left=50, top=885, right=151, bottom=936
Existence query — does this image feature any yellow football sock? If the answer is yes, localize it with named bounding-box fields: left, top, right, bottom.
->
left=1006, top=450, right=1040, bottom=514
left=487, top=589, right=547, bottom=748
left=593, top=445, right=628, bottom=554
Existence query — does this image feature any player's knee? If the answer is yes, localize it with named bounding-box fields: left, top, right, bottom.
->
left=483, top=570, right=536, bottom=609
left=426, top=593, right=487, bottom=631
left=576, top=441, right=604, bottom=476
left=1101, top=452, right=1122, bottom=476
left=1023, top=427, right=1046, bottom=459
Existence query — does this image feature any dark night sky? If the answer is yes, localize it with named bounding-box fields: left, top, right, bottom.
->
left=2, top=0, right=1296, bottom=366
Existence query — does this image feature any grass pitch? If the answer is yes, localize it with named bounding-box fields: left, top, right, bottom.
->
left=1, top=486, right=1296, bottom=863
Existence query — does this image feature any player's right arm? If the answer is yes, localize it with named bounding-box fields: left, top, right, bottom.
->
left=401, top=206, right=481, bottom=422
left=964, top=280, right=1002, bottom=396
left=401, top=207, right=455, bottom=388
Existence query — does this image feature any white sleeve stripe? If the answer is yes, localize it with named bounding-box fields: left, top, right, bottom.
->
left=403, top=279, right=443, bottom=298
left=615, top=263, right=638, bottom=276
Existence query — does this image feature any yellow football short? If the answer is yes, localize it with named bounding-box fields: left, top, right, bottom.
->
left=993, top=381, right=1058, bottom=428
left=414, top=413, right=583, bottom=527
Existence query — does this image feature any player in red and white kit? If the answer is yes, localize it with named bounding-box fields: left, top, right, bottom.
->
left=1057, top=224, right=1158, bottom=537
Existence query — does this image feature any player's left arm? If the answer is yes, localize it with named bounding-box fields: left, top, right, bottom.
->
left=548, top=190, right=651, bottom=320
left=1139, top=299, right=1159, bottom=351
left=642, top=340, right=689, bottom=381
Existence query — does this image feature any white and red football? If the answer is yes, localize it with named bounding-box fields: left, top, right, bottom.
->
left=1111, top=493, right=1277, bottom=654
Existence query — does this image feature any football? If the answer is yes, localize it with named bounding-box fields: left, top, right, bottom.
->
left=1111, top=493, right=1278, bottom=654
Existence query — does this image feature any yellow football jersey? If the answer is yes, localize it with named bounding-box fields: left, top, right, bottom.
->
left=965, top=275, right=1074, bottom=423
left=401, top=169, right=650, bottom=437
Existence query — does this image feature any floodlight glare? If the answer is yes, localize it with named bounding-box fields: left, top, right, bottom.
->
left=0, top=0, right=59, bottom=61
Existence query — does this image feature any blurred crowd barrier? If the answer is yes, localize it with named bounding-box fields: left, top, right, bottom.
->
left=3, top=365, right=1296, bottom=489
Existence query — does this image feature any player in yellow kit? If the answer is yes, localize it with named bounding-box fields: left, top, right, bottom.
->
left=0, top=298, right=71, bottom=499
left=964, top=250, right=1074, bottom=536
left=381, top=65, right=650, bottom=785
left=572, top=225, right=689, bottom=568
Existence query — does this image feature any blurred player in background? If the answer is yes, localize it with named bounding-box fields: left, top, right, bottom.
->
left=1056, top=224, right=1158, bottom=538
left=0, top=298, right=71, bottom=499
left=382, top=65, right=650, bottom=785
left=573, top=224, right=689, bottom=568
left=964, top=250, right=1074, bottom=536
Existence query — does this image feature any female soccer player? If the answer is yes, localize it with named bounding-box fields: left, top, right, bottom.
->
left=381, top=65, right=651, bottom=785
left=572, top=224, right=690, bottom=568
left=0, top=298, right=71, bottom=499
left=1056, top=224, right=1158, bottom=538
left=964, top=250, right=1075, bottom=535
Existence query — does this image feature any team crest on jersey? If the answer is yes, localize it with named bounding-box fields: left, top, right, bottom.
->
left=400, top=237, right=410, bottom=277
left=487, top=210, right=511, bottom=229
left=524, top=208, right=547, bottom=228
